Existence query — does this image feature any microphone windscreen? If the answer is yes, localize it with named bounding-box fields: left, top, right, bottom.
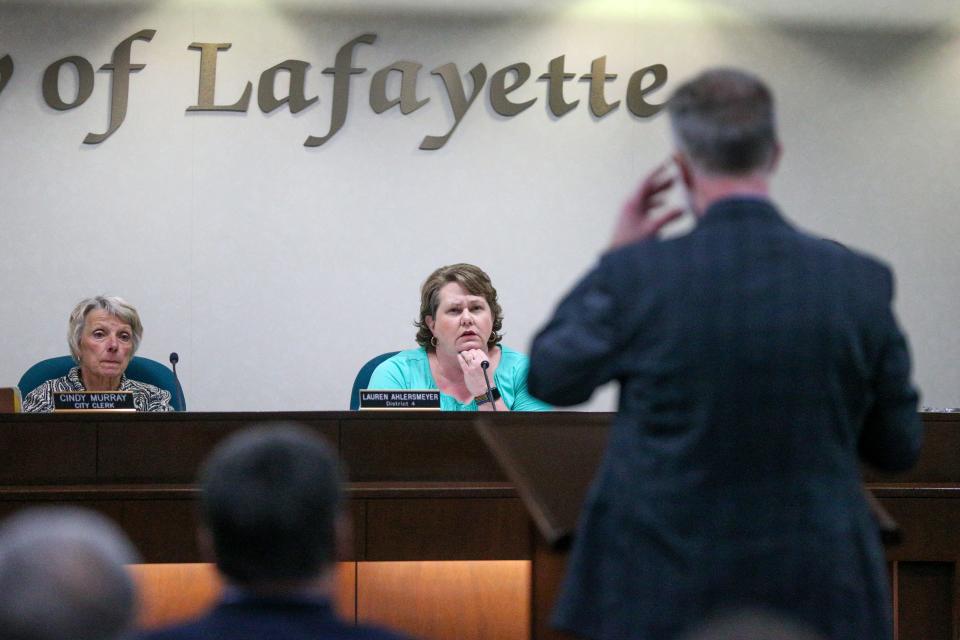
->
left=169, top=352, right=179, bottom=365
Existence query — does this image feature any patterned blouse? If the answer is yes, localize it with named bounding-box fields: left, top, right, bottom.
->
left=22, top=366, right=173, bottom=413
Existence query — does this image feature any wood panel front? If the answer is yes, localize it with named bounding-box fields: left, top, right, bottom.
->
left=0, top=411, right=957, bottom=640
left=120, top=499, right=200, bottom=562
left=856, top=413, right=960, bottom=640
left=0, top=419, right=98, bottom=483
left=531, top=532, right=578, bottom=640
left=130, top=559, right=522, bottom=639
left=864, top=414, right=960, bottom=483
left=363, top=497, right=528, bottom=561
left=131, top=563, right=223, bottom=629
left=97, top=417, right=338, bottom=482
left=894, top=561, right=955, bottom=640
left=340, top=415, right=505, bottom=482
left=0, top=497, right=125, bottom=527
left=357, top=561, right=530, bottom=640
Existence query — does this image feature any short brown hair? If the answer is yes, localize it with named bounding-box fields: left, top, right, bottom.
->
left=414, top=264, right=503, bottom=350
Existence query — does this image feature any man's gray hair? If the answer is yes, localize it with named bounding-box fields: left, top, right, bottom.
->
left=668, top=67, right=778, bottom=176
left=681, top=609, right=825, bottom=640
left=0, top=507, right=141, bottom=640
left=67, top=296, right=143, bottom=363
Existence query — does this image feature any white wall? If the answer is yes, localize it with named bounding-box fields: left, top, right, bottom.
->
left=1, top=1, right=957, bottom=411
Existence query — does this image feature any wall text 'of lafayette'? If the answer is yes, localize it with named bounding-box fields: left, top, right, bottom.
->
left=0, top=31, right=669, bottom=150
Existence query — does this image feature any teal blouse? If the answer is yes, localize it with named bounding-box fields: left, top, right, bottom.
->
left=368, top=345, right=552, bottom=412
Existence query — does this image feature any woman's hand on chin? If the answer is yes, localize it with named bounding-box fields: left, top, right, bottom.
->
left=457, top=348, right=494, bottom=397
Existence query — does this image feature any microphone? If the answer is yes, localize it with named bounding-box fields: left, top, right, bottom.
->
left=480, top=360, right=497, bottom=412
left=169, top=352, right=185, bottom=412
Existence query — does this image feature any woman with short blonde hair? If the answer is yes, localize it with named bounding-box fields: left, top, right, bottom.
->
left=22, top=296, right=172, bottom=413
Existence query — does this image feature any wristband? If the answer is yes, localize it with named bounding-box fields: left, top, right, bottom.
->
left=475, top=387, right=501, bottom=406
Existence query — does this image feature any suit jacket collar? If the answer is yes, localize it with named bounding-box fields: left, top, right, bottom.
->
left=696, top=196, right=790, bottom=230
left=217, top=591, right=336, bottom=615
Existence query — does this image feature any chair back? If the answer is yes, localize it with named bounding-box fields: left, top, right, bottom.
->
left=350, top=351, right=400, bottom=410
left=18, top=356, right=186, bottom=411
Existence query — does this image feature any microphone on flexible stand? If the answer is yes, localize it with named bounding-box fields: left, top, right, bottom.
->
left=169, top=352, right=185, bottom=412
left=480, top=360, right=497, bottom=412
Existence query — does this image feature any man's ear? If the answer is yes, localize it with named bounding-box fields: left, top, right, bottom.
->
left=768, top=141, right=783, bottom=173
left=674, top=152, right=695, bottom=190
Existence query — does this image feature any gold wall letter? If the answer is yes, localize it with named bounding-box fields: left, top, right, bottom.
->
left=537, top=55, right=578, bottom=118
left=626, top=64, right=668, bottom=118
left=186, top=43, right=252, bottom=112
left=580, top=56, right=619, bottom=118
left=84, top=29, right=156, bottom=144
left=419, top=62, right=487, bottom=151
left=489, top=63, right=535, bottom=117
left=258, top=60, right=318, bottom=114
left=369, top=61, right=428, bottom=115
left=305, top=33, right=377, bottom=148
left=42, top=56, right=95, bottom=110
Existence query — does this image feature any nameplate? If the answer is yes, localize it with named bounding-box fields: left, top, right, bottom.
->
left=53, top=391, right=135, bottom=412
left=359, top=389, right=441, bottom=410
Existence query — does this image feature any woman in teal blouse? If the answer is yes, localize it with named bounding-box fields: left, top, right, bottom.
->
left=369, top=264, right=551, bottom=412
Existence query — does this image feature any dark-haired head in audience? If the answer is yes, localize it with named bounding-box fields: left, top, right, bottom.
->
left=138, top=423, right=414, bottom=640
left=200, top=424, right=344, bottom=589
left=0, top=507, right=140, bottom=640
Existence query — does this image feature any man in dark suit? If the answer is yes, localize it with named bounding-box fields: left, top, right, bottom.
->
left=528, top=68, right=922, bottom=640
left=139, top=424, right=413, bottom=640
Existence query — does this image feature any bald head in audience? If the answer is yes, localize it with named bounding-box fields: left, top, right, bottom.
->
left=0, top=507, right=140, bottom=640
left=682, top=610, right=825, bottom=640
